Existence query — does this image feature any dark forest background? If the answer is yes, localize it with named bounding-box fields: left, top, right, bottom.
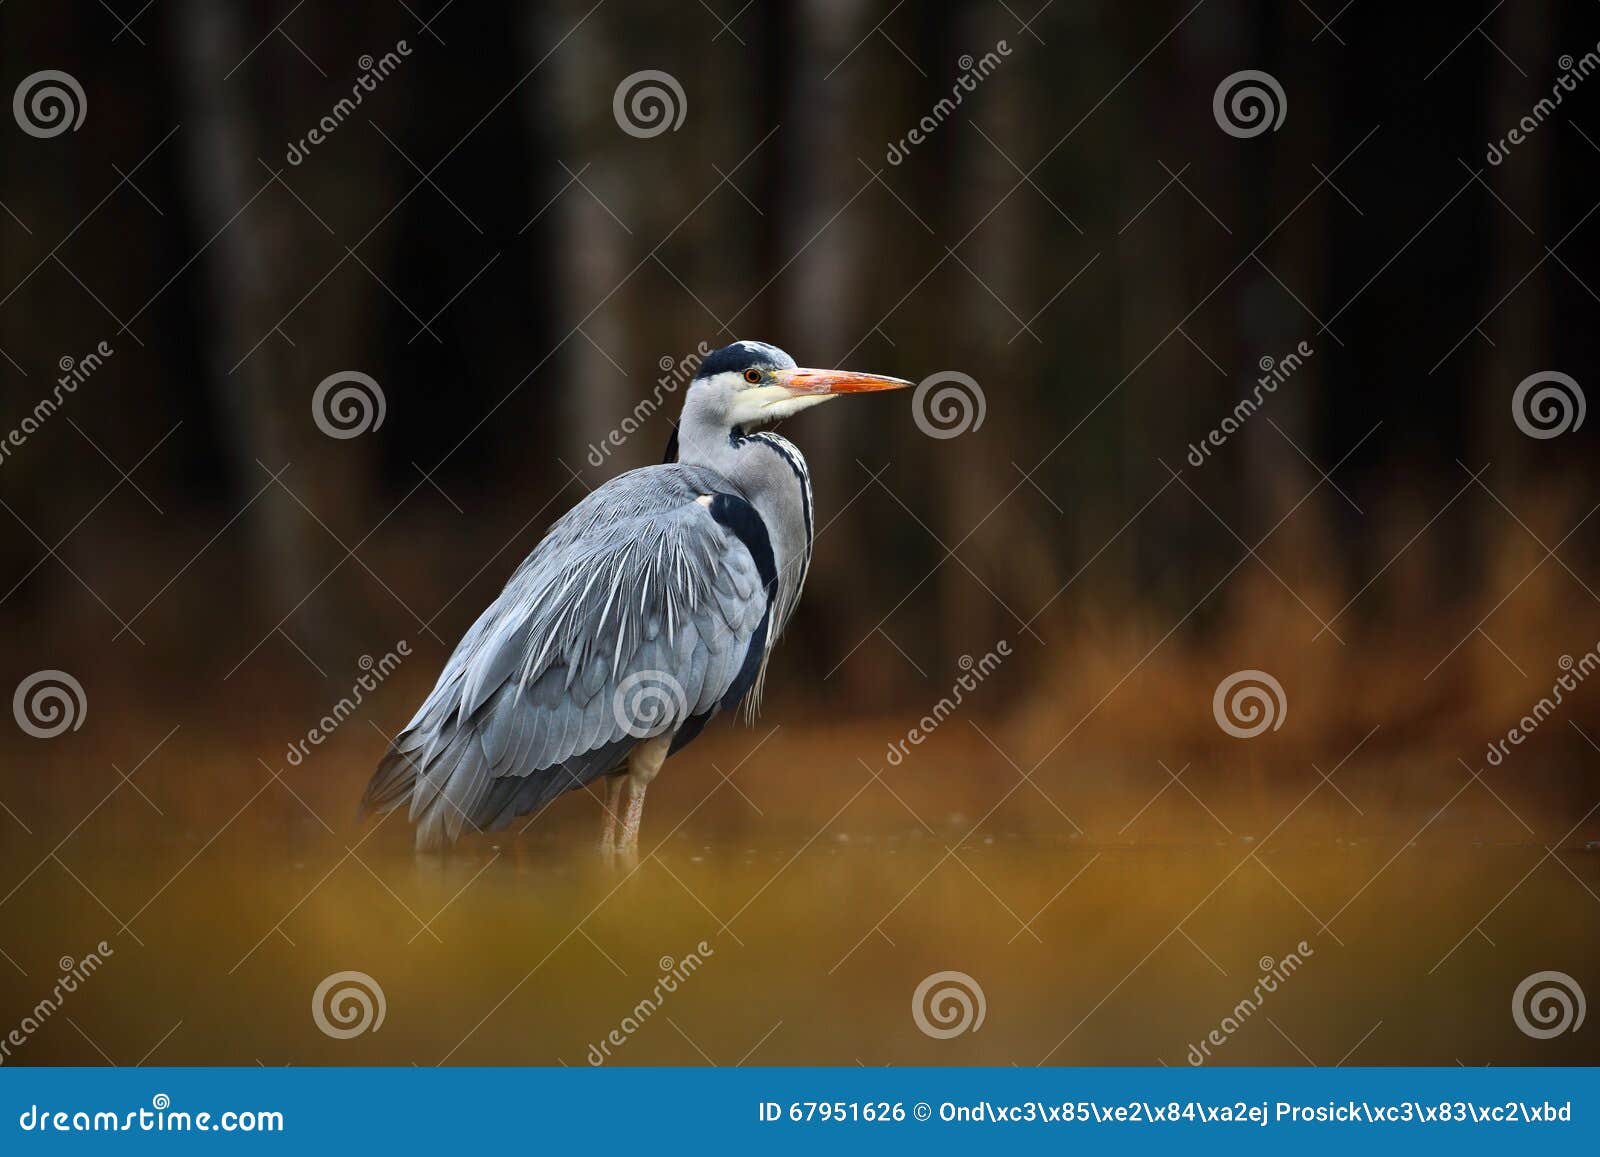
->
left=2, top=0, right=1600, bottom=1072
left=2, top=0, right=1600, bottom=830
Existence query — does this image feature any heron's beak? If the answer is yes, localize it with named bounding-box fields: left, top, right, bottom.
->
left=774, top=367, right=914, bottom=395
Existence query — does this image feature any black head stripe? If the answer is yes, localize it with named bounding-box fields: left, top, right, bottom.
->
left=695, top=340, right=794, bottom=380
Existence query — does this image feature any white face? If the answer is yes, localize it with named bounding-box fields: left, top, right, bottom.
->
left=701, top=369, right=839, bottom=427
left=681, top=341, right=911, bottom=433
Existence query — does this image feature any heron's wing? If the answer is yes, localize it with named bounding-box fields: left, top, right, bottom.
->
left=361, top=465, right=774, bottom=849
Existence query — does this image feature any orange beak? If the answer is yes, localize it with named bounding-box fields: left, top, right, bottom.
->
left=774, top=367, right=914, bottom=395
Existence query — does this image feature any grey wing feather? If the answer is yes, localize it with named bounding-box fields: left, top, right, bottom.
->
left=361, top=465, right=769, bottom=850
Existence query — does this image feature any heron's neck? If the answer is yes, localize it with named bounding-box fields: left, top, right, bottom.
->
left=678, top=417, right=813, bottom=639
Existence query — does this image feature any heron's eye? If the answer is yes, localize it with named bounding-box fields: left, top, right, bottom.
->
left=743, top=368, right=763, bottom=385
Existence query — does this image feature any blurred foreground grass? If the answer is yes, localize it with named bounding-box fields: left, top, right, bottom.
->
left=1, top=718, right=1596, bottom=1066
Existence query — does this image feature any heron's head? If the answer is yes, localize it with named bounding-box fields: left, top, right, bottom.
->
left=684, top=340, right=911, bottom=429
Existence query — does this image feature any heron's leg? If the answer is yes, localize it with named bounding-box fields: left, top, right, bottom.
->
left=617, top=734, right=671, bottom=865
left=617, top=781, right=647, bottom=869
left=599, top=775, right=625, bottom=858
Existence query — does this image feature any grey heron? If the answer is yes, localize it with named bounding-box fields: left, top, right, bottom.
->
left=360, top=340, right=910, bottom=858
